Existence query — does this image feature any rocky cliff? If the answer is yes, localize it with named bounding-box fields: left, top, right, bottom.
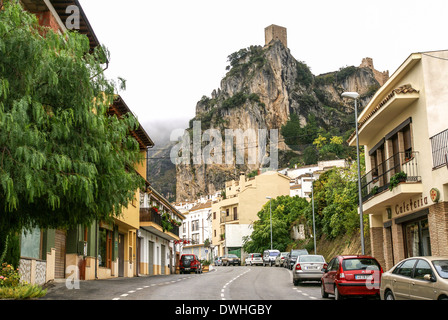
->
left=169, top=40, right=385, bottom=201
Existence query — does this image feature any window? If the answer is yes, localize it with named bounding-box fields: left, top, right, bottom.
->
left=329, top=258, right=339, bottom=271
left=393, top=259, right=416, bottom=277
left=342, top=258, right=380, bottom=271
left=99, top=228, right=112, bottom=268
left=233, top=207, right=238, bottom=220
left=213, top=212, right=216, bottom=220
left=414, top=260, right=433, bottom=280
left=433, top=260, right=448, bottom=279
left=404, top=218, right=431, bottom=258
left=430, top=128, right=448, bottom=168
left=20, top=228, right=42, bottom=260
left=192, top=220, right=199, bottom=232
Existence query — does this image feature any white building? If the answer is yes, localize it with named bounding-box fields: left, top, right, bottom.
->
left=179, top=201, right=213, bottom=261
left=283, top=160, right=350, bottom=199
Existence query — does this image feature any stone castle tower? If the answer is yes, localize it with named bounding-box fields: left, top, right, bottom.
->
left=265, top=24, right=287, bottom=48
left=360, top=57, right=389, bottom=86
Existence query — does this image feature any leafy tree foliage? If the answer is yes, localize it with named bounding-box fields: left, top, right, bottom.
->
left=309, top=165, right=367, bottom=239
left=243, top=196, right=310, bottom=253
left=0, top=2, right=145, bottom=237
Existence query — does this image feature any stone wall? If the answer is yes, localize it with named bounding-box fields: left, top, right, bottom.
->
left=19, top=258, right=47, bottom=285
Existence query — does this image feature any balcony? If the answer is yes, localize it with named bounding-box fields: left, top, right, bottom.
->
left=362, top=151, right=421, bottom=203
left=140, top=208, right=180, bottom=238
left=220, top=212, right=238, bottom=224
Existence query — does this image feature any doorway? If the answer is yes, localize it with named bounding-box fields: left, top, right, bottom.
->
left=148, top=241, right=154, bottom=275
left=404, top=218, right=431, bottom=258
left=118, top=233, right=124, bottom=277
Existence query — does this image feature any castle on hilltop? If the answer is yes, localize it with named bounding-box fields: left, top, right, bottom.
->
left=265, top=24, right=287, bottom=48
left=264, top=24, right=389, bottom=86
left=359, top=57, right=389, bottom=86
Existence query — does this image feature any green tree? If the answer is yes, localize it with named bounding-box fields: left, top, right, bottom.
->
left=0, top=2, right=144, bottom=242
left=309, top=165, right=367, bottom=239
left=243, top=196, right=310, bottom=252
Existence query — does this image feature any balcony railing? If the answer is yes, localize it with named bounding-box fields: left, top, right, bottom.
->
left=430, top=128, right=448, bottom=169
left=220, top=212, right=238, bottom=223
left=140, top=208, right=179, bottom=237
left=361, top=151, right=421, bottom=202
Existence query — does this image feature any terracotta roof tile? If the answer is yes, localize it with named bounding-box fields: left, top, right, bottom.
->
left=347, top=85, right=419, bottom=143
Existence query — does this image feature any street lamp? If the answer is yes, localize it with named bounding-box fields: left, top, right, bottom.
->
left=266, top=197, right=273, bottom=250
left=311, top=182, right=317, bottom=254
left=342, top=91, right=365, bottom=255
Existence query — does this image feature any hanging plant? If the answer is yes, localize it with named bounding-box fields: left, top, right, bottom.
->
left=151, top=206, right=160, bottom=215
left=389, top=171, right=407, bottom=191
left=161, top=213, right=173, bottom=232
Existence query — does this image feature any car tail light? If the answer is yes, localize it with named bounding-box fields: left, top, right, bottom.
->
left=295, top=263, right=302, bottom=270
left=336, top=266, right=345, bottom=279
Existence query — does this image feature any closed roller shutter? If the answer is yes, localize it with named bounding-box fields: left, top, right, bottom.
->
left=55, top=230, right=66, bottom=279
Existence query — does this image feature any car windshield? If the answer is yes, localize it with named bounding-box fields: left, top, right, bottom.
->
left=253, top=253, right=261, bottom=257
left=432, top=260, right=448, bottom=279
left=270, top=252, right=279, bottom=257
left=299, top=255, right=325, bottom=263
left=291, top=250, right=307, bottom=257
left=342, top=258, right=380, bottom=271
left=182, top=255, right=194, bottom=261
left=228, top=254, right=238, bottom=258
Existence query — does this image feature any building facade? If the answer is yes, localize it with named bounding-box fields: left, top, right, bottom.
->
left=349, top=50, right=448, bottom=270
left=16, top=1, right=184, bottom=284
left=179, top=201, right=213, bottom=261
left=139, top=186, right=185, bottom=276
left=211, top=171, right=291, bottom=258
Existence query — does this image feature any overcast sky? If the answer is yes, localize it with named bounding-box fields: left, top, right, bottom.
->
left=78, top=0, right=448, bottom=147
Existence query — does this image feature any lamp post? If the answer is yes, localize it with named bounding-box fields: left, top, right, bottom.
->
left=266, top=197, right=273, bottom=250
left=342, top=91, right=365, bottom=255
left=311, top=182, right=317, bottom=254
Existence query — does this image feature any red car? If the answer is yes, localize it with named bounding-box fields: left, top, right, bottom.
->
left=321, top=255, right=383, bottom=300
left=179, top=254, right=202, bottom=274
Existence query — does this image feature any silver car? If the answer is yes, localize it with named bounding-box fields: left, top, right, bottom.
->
left=380, top=256, right=448, bottom=300
left=275, top=252, right=289, bottom=267
left=293, top=254, right=326, bottom=286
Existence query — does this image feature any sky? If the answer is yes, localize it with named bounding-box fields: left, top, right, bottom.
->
left=78, top=0, right=448, bottom=148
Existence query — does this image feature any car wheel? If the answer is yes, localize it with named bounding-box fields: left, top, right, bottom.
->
left=334, top=286, right=344, bottom=300
left=385, top=290, right=395, bottom=300
left=321, top=282, right=329, bottom=298
left=293, top=279, right=299, bottom=286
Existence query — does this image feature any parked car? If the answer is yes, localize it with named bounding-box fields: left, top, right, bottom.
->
left=214, top=256, right=223, bottom=266
left=222, top=254, right=241, bottom=266
left=179, top=254, right=202, bottom=274
left=293, top=254, right=327, bottom=285
left=285, top=249, right=309, bottom=270
left=263, top=249, right=280, bottom=266
left=245, top=253, right=263, bottom=266
left=321, top=255, right=383, bottom=300
left=380, top=256, right=448, bottom=300
left=275, top=252, right=289, bottom=267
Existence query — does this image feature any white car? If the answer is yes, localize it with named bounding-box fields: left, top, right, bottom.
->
left=245, top=253, right=263, bottom=266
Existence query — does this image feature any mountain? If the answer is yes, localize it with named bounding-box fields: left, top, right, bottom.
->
left=150, top=37, right=387, bottom=202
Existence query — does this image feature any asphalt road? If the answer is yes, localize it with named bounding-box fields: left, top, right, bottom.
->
left=40, top=265, right=325, bottom=301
